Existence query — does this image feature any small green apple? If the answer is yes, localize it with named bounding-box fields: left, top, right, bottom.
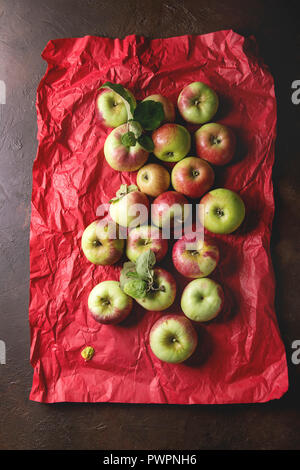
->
left=149, top=315, right=198, bottom=363
left=181, top=277, right=224, bottom=322
left=200, top=188, right=245, bottom=234
left=135, top=268, right=176, bottom=311
left=97, top=88, right=136, bottom=128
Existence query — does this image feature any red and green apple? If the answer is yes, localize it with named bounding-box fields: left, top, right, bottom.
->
left=104, top=123, right=149, bottom=172
left=88, top=280, right=133, bottom=324
left=126, top=225, right=168, bottom=263
left=171, top=156, right=215, bottom=198
left=195, top=123, right=236, bottom=166
left=152, top=123, right=191, bottom=162
left=172, top=234, right=219, bottom=278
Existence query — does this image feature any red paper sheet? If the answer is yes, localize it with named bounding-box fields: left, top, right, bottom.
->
left=29, top=30, right=288, bottom=404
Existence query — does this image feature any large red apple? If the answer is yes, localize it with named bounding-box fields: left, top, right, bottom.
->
left=171, top=156, right=214, bottom=199
left=195, top=123, right=236, bottom=166
left=172, top=233, right=219, bottom=278
left=151, top=191, right=190, bottom=229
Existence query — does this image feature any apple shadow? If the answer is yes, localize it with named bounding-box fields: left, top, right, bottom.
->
left=118, top=303, right=146, bottom=328
left=184, top=326, right=213, bottom=368
left=213, top=283, right=238, bottom=323
left=214, top=93, right=233, bottom=121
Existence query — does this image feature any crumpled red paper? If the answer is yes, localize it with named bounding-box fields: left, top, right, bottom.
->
left=29, top=30, right=288, bottom=404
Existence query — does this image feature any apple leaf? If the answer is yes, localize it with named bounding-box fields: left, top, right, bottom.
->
left=133, top=100, right=165, bottom=131
left=109, top=184, right=138, bottom=203
left=121, top=131, right=136, bottom=147
left=123, top=279, right=147, bottom=299
left=137, top=134, right=154, bottom=152
left=128, top=120, right=143, bottom=138
left=100, top=82, right=136, bottom=119
left=136, top=249, right=156, bottom=281
left=120, top=261, right=137, bottom=290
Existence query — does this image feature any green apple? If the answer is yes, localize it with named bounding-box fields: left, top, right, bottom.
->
left=109, top=185, right=150, bottom=228
left=81, top=220, right=124, bottom=265
left=178, top=82, right=219, bottom=124
left=88, top=280, right=133, bottom=324
left=200, top=188, right=245, bottom=234
left=149, top=315, right=198, bottom=363
left=97, top=88, right=136, bottom=128
left=181, top=278, right=224, bottom=322
left=152, top=123, right=191, bottom=162
left=135, top=268, right=176, bottom=311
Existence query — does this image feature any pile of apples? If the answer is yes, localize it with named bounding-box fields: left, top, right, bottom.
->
left=81, top=81, right=245, bottom=364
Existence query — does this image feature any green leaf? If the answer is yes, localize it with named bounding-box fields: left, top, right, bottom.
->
left=100, top=82, right=136, bottom=119
left=133, top=100, right=165, bottom=131
left=121, top=131, right=136, bottom=147
left=120, top=261, right=137, bottom=290
left=110, top=184, right=138, bottom=203
left=137, top=134, right=154, bottom=152
left=123, top=279, right=148, bottom=299
left=136, top=249, right=156, bottom=281
left=128, top=120, right=143, bottom=138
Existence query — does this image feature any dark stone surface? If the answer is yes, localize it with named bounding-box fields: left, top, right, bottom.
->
left=0, top=0, right=299, bottom=450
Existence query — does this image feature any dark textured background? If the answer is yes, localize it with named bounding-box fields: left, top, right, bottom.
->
left=0, top=0, right=299, bottom=450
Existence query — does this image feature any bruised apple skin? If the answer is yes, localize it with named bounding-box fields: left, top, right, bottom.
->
left=81, top=220, right=124, bottom=265
left=181, top=277, right=224, bottom=322
left=135, top=268, right=176, bottom=311
left=149, top=315, right=198, bottom=363
left=152, top=123, right=191, bottom=163
left=104, top=124, right=149, bottom=172
left=172, top=234, right=219, bottom=279
left=171, top=156, right=215, bottom=199
left=97, top=88, right=136, bottom=128
left=178, top=82, right=219, bottom=124
left=88, top=281, right=133, bottom=324
left=126, top=225, right=168, bottom=263
left=195, top=123, right=236, bottom=166
left=142, top=94, right=175, bottom=123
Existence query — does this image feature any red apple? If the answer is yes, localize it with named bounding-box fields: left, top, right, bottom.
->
left=137, top=163, right=170, bottom=197
left=195, top=123, right=236, bottom=166
left=172, top=233, right=219, bottom=278
left=171, top=156, right=214, bottom=199
left=126, top=225, right=168, bottom=263
left=151, top=191, right=190, bottom=229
